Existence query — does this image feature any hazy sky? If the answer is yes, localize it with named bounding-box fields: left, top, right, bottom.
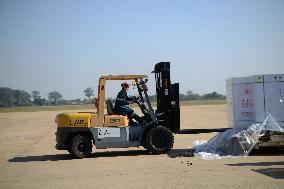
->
left=0, top=0, right=283, bottom=99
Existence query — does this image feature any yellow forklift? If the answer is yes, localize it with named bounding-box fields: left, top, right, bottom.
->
left=55, top=62, right=180, bottom=158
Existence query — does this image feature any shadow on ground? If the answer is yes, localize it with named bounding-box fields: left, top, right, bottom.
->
left=250, top=148, right=284, bottom=156
left=253, top=168, right=284, bottom=179
left=8, top=148, right=284, bottom=162
left=168, top=147, right=284, bottom=158
left=93, top=150, right=148, bottom=158
left=8, top=150, right=148, bottom=163
left=9, top=154, right=73, bottom=162
left=226, top=161, right=284, bottom=167
left=227, top=160, right=284, bottom=179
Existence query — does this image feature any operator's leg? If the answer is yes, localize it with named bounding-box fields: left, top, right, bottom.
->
left=125, top=107, right=142, bottom=124
left=130, top=112, right=142, bottom=124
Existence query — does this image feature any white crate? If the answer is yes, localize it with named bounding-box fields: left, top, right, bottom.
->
left=226, top=74, right=284, bottom=129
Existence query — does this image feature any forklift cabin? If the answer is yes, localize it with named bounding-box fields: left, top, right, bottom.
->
left=96, top=75, right=149, bottom=127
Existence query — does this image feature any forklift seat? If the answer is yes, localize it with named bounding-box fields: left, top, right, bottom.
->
left=106, top=100, right=115, bottom=115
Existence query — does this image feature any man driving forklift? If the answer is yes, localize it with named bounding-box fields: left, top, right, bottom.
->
left=114, top=82, right=142, bottom=124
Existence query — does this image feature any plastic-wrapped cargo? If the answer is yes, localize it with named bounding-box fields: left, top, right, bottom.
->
left=171, top=75, right=284, bottom=160
left=226, top=74, right=284, bottom=148
left=193, top=114, right=284, bottom=160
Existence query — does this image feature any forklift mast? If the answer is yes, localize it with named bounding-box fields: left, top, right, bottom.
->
left=153, top=62, right=180, bottom=133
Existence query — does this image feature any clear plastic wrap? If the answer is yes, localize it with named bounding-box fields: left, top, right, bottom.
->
left=193, top=114, right=284, bottom=160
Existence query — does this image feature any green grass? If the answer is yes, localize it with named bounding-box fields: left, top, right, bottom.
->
left=0, top=99, right=226, bottom=113
left=180, top=99, right=226, bottom=106
left=0, top=105, right=94, bottom=113
left=147, top=99, right=226, bottom=107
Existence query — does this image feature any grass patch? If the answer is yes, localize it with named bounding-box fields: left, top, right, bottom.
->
left=0, top=100, right=226, bottom=113
left=148, top=99, right=226, bottom=107
left=0, top=105, right=94, bottom=113
left=180, top=99, right=226, bottom=106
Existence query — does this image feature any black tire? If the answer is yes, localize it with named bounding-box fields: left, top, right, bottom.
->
left=68, top=135, right=92, bottom=159
left=140, top=139, right=148, bottom=150
left=142, top=143, right=148, bottom=150
left=146, top=126, right=174, bottom=155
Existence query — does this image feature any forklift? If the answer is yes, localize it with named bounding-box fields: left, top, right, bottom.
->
left=55, top=62, right=180, bottom=158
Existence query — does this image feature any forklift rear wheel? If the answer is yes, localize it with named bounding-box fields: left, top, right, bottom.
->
left=146, top=126, right=174, bottom=154
left=68, top=135, right=92, bottom=159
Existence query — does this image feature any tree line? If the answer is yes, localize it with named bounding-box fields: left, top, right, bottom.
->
left=149, top=90, right=225, bottom=101
left=181, top=90, right=225, bottom=100
left=0, top=87, right=58, bottom=107
left=0, top=87, right=96, bottom=107
left=0, top=87, right=225, bottom=107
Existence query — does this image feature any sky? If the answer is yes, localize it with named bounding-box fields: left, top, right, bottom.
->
left=0, top=0, right=283, bottom=99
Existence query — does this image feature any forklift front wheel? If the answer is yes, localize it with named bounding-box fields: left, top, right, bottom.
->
left=146, top=126, right=174, bottom=155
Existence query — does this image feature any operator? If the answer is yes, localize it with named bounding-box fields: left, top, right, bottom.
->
left=114, top=82, right=142, bottom=124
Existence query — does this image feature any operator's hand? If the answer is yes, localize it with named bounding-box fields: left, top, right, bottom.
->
left=129, top=100, right=134, bottom=104
left=130, top=97, right=138, bottom=104
left=134, top=96, right=140, bottom=102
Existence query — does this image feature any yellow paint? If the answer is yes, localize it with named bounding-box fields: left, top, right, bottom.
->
left=90, top=113, right=100, bottom=127
left=56, top=112, right=98, bottom=128
left=100, top=75, right=147, bottom=80
left=104, top=115, right=129, bottom=127
left=56, top=112, right=129, bottom=128
left=97, top=78, right=106, bottom=127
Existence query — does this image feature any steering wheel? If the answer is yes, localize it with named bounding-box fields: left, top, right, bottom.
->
left=134, top=97, right=148, bottom=115
left=132, top=96, right=143, bottom=104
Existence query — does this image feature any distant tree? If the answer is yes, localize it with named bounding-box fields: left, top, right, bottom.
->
left=82, top=98, right=88, bottom=105
left=31, top=91, right=40, bottom=100
left=31, top=90, right=41, bottom=101
left=83, top=87, right=94, bottom=102
left=14, top=90, right=32, bottom=106
left=186, top=90, right=194, bottom=96
left=48, top=91, right=63, bottom=105
left=0, top=87, right=32, bottom=107
left=202, top=91, right=225, bottom=100
left=0, top=87, right=15, bottom=106
left=31, top=90, right=48, bottom=106
left=186, top=90, right=201, bottom=100
left=34, top=98, right=47, bottom=106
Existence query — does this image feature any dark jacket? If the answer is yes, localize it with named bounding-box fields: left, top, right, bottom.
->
left=114, top=90, right=134, bottom=117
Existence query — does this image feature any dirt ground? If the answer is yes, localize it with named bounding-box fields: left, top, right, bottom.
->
left=0, top=105, right=283, bottom=189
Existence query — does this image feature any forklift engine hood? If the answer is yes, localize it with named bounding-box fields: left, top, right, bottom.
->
left=55, top=112, right=129, bottom=128
left=55, top=112, right=95, bottom=128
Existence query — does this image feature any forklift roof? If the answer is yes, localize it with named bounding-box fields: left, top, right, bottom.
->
left=100, top=75, right=148, bottom=80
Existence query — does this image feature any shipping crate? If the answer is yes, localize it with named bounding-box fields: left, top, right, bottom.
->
left=226, top=74, right=284, bottom=129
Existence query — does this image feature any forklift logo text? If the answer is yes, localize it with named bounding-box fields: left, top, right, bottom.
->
left=98, top=128, right=120, bottom=138
left=69, top=120, right=88, bottom=127
left=110, top=119, right=120, bottom=123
